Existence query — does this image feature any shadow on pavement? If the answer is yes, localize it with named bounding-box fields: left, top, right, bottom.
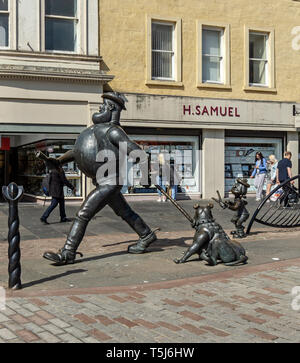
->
left=22, top=269, right=88, bottom=289
left=102, top=236, right=191, bottom=248
left=44, top=219, right=75, bottom=225
left=76, top=250, right=128, bottom=264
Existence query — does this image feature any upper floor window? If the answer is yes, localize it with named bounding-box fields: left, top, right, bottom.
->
left=249, top=32, right=268, bottom=86
left=202, top=28, right=223, bottom=83
left=146, top=15, right=182, bottom=86
left=244, top=27, right=275, bottom=91
left=0, top=0, right=9, bottom=47
left=197, top=22, right=230, bottom=89
left=152, top=22, right=174, bottom=80
left=45, top=0, right=78, bottom=52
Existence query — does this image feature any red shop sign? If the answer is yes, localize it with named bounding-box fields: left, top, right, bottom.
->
left=0, top=136, right=10, bottom=150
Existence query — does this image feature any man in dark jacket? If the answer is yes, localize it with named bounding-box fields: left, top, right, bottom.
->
left=276, top=151, right=294, bottom=206
left=40, top=161, right=75, bottom=224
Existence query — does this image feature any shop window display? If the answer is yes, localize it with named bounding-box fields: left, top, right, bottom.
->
left=225, top=139, right=282, bottom=193
left=0, top=151, right=4, bottom=200
left=123, top=140, right=197, bottom=194
left=17, top=140, right=82, bottom=198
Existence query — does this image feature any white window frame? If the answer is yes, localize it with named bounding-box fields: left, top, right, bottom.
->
left=249, top=31, right=269, bottom=87
left=151, top=21, right=175, bottom=81
left=0, top=0, right=16, bottom=50
left=202, top=27, right=224, bottom=84
left=41, top=0, right=87, bottom=55
left=197, top=21, right=231, bottom=89
left=146, top=15, right=182, bottom=86
left=244, top=26, right=275, bottom=92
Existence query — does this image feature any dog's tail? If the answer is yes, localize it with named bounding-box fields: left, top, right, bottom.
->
left=224, top=255, right=248, bottom=266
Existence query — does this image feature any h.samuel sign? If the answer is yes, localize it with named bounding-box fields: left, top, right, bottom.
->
left=121, top=94, right=294, bottom=130
left=183, top=105, right=240, bottom=117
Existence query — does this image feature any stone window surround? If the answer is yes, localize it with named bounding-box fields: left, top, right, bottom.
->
left=40, top=0, right=88, bottom=55
left=196, top=21, right=231, bottom=90
left=0, top=0, right=17, bottom=50
left=0, top=0, right=91, bottom=56
left=146, top=14, right=182, bottom=87
left=244, top=26, right=276, bottom=93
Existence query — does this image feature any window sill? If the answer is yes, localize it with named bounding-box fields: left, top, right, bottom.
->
left=197, top=82, right=232, bottom=90
left=145, top=79, right=183, bottom=87
left=45, top=49, right=78, bottom=55
left=0, top=49, right=101, bottom=62
left=243, top=86, right=277, bottom=93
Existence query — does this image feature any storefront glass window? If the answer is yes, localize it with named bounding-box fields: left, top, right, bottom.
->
left=122, top=135, right=200, bottom=195
left=0, top=150, right=4, bottom=199
left=17, top=139, right=82, bottom=198
left=225, top=137, right=282, bottom=193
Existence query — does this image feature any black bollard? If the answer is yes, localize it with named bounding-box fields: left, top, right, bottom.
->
left=2, top=183, right=24, bottom=290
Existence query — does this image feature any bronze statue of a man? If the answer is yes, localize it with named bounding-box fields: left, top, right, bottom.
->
left=43, top=92, right=157, bottom=265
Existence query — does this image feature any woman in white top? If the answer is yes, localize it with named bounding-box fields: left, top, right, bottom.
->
left=266, top=154, right=278, bottom=199
left=156, top=152, right=167, bottom=202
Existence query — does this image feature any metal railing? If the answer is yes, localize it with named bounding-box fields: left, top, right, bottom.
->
left=246, top=175, right=300, bottom=234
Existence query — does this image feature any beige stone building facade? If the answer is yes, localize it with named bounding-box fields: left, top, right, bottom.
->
left=100, top=0, right=300, bottom=199
left=1, top=0, right=300, bottom=201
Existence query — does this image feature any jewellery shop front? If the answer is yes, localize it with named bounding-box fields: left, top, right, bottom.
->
left=224, top=131, right=284, bottom=194
left=16, top=138, right=83, bottom=200
left=122, top=129, right=201, bottom=198
left=120, top=93, right=297, bottom=199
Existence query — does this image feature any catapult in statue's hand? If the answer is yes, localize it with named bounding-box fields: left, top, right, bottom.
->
left=191, top=218, right=197, bottom=228
left=223, top=200, right=230, bottom=208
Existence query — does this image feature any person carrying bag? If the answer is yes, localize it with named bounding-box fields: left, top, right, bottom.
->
left=40, top=160, right=76, bottom=224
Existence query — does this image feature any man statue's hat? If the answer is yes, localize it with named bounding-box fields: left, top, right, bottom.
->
left=236, top=178, right=250, bottom=188
left=102, top=92, right=127, bottom=110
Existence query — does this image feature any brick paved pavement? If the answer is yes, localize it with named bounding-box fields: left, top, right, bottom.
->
left=1, top=201, right=300, bottom=343
left=1, top=259, right=300, bottom=343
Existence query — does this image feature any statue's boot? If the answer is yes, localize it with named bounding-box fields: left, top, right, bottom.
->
left=235, top=227, right=246, bottom=238
left=43, top=242, right=83, bottom=265
left=43, top=219, right=85, bottom=265
left=127, top=229, right=158, bottom=254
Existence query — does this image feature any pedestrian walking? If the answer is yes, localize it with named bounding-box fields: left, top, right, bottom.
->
left=167, top=158, right=180, bottom=201
left=40, top=160, right=75, bottom=224
left=265, top=154, right=278, bottom=201
left=276, top=151, right=294, bottom=206
left=276, top=151, right=293, bottom=184
left=250, top=151, right=267, bottom=201
left=156, top=152, right=167, bottom=202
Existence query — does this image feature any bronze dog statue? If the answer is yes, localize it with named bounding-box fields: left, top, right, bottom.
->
left=174, top=203, right=248, bottom=266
